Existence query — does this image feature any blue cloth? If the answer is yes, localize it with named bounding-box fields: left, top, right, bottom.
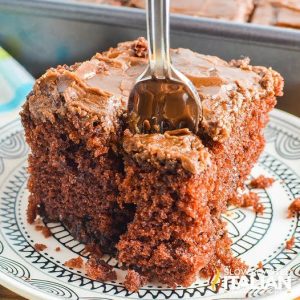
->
left=0, top=47, right=34, bottom=124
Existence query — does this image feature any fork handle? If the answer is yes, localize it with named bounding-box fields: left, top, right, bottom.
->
left=146, top=0, right=171, bottom=79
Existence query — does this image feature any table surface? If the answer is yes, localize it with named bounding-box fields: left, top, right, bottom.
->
left=1, top=284, right=300, bottom=300
left=0, top=285, right=26, bottom=300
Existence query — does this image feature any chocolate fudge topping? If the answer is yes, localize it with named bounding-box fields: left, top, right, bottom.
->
left=130, top=0, right=254, bottom=22
left=252, top=0, right=300, bottom=28
left=123, top=128, right=211, bottom=174
left=28, top=38, right=280, bottom=143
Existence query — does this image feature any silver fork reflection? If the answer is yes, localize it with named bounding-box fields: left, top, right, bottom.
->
left=128, top=0, right=202, bottom=134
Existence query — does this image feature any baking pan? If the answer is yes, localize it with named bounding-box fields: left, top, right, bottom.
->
left=0, top=0, right=300, bottom=116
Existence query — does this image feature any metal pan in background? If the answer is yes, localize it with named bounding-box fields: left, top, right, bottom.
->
left=0, top=0, right=299, bottom=116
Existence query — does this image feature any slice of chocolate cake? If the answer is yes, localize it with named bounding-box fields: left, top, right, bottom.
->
left=129, top=0, right=254, bottom=22
left=21, top=38, right=283, bottom=288
left=252, top=0, right=300, bottom=29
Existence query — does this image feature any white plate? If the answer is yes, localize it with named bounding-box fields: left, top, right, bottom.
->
left=0, top=109, right=299, bottom=300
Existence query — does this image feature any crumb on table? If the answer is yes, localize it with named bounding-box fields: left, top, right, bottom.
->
left=250, top=175, right=275, bottom=189
left=55, top=246, right=61, bottom=252
left=34, top=243, right=47, bottom=252
left=124, top=269, right=147, bottom=292
left=85, top=257, right=117, bottom=281
left=64, top=256, right=84, bottom=269
left=288, top=198, right=300, bottom=218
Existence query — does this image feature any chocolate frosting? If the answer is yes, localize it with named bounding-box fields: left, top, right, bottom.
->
left=27, top=38, right=283, bottom=173
left=73, top=40, right=280, bottom=141
left=123, top=128, right=211, bottom=174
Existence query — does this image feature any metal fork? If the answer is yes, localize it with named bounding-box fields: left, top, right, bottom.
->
left=127, top=0, right=202, bottom=134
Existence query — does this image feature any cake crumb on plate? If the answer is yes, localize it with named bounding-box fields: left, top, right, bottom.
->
left=124, top=269, right=147, bottom=292
left=250, top=175, right=275, bottom=189
left=288, top=198, right=300, bottom=218
left=64, top=256, right=84, bottom=269
left=41, top=226, right=52, bottom=238
left=34, top=243, right=47, bottom=252
left=229, top=192, right=264, bottom=214
left=85, top=257, right=117, bottom=281
left=34, top=223, right=52, bottom=238
left=83, top=244, right=103, bottom=258
left=257, top=261, right=263, bottom=269
left=286, top=237, right=295, bottom=250
left=35, top=224, right=44, bottom=231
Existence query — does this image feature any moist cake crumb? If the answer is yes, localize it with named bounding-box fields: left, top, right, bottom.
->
left=64, top=256, right=84, bottom=269
left=85, top=257, right=117, bottom=281
left=250, top=175, right=275, bottom=189
left=34, top=243, right=47, bottom=252
left=132, top=37, right=148, bottom=58
left=229, top=192, right=264, bottom=214
left=288, top=198, right=300, bottom=217
left=286, top=236, right=295, bottom=250
left=124, top=269, right=148, bottom=292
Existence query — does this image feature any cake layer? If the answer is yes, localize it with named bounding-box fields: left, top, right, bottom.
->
left=21, top=39, right=283, bottom=288
left=252, top=0, right=300, bottom=28
left=22, top=99, right=134, bottom=252
left=123, top=128, right=211, bottom=174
